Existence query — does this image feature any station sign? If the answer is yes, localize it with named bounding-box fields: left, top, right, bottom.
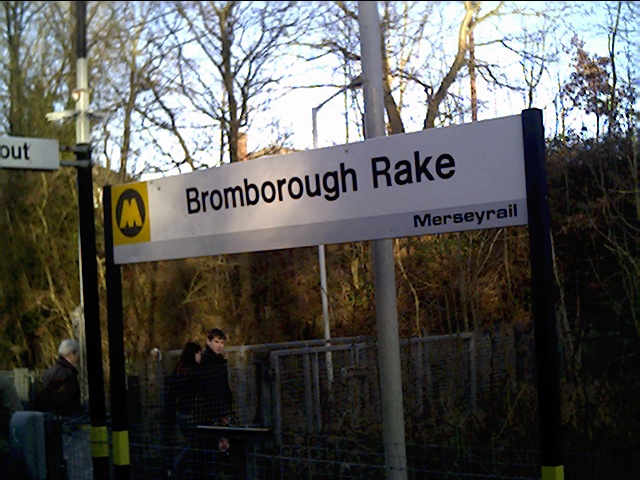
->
left=110, top=114, right=528, bottom=265
left=0, top=136, right=59, bottom=170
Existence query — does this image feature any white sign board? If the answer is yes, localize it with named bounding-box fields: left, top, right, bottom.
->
left=0, top=136, right=59, bottom=170
left=110, top=114, right=528, bottom=265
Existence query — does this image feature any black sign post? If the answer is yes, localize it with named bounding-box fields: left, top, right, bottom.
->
left=74, top=3, right=110, bottom=478
left=102, top=108, right=564, bottom=480
left=103, top=185, right=131, bottom=479
left=522, top=108, right=564, bottom=480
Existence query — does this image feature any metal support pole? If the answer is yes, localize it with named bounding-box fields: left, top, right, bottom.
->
left=312, top=76, right=363, bottom=390
left=74, top=2, right=110, bottom=477
left=103, top=186, right=131, bottom=479
left=522, top=108, right=564, bottom=480
left=318, top=242, right=334, bottom=387
left=312, top=105, right=334, bottom=388
left=358, top=3, right=407, bottom=480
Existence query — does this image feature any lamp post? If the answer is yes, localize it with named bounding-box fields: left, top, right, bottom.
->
left=311, top=76, right=362, bottom=391
left=312, top=76, right=362, bottom=151
left=46, top=3, right=111, bottom=477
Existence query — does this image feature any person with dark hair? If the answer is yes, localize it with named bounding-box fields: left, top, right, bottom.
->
left=200, top=328, right=233, bottom=424
left=198, top=328, right=234, bottom=475
left=174, top=341, right=203, bottom=376
left=170, top=341, right=203, bottom=479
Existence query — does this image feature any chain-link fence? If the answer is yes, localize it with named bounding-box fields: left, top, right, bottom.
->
left=120, top=329, right=539, bottom=479
left=5, top=324, right=639, bottom=479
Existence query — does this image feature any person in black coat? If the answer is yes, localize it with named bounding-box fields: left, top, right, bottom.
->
left=197, top=328, right=234, bottom=476
left=199, top=328, right=233, bottom=425
left=33, top=339, right=82, bottom=417
left=170, top=341, right=203, bottom=479
left=174, top=341, right=203, bottom=416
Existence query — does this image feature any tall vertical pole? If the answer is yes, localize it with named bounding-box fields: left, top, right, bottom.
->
left=522, top=108, right=564, bottom=480
left=358, top=3, right=407, bottom=480
left=104, top=186, right=131, bottom=479
left=312, top=106, right=334, bottom=389
left=75, top=2, right=110, bottom=478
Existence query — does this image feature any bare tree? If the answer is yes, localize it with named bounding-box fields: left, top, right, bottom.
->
left=151, top=1, right=309, bottom=167
left=0, top=1, right=81, bottom=368
left=127, top=1, right=311, bottom=340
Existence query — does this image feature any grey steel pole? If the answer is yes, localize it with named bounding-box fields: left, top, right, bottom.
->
left=358, top=3, right=408, bottom=480
left=312, top=105, right=334, bottom=388
left=312, top=77, right=363, bottom=389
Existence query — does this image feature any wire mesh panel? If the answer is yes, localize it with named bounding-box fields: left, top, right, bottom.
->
left=229, top=360, right=259, bottom=425
left=401, top=334, right=476, bottom=427
left=61, top=418, right=94, bottom=480
left=270, top=343, right=384, bottom=442
left=19, top=328, right=635, bottom=479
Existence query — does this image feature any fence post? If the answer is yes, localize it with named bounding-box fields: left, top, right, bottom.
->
left=271, top=352, right=282, bottom=444
left=468, top=334, right=477, bottom=413
left=127, top=376, right=143, bottom=477
left=12, top=368, right=31, bottom=403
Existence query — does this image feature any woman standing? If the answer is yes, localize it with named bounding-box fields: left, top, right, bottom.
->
left=170, top=342, right=203, bottom=479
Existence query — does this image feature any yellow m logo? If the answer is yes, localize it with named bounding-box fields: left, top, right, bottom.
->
left=112, top=183, right=150, bottom=245
left=119, top=198, right=143, bottom=230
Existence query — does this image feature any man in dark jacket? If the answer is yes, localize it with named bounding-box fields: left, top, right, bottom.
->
left=33, top=339, right=92, bottom=480
left=199, top=328, right=233, bottom=425
left=197, top=328, right=234, bottom=475
left=34, top=339, right=82, bottom=416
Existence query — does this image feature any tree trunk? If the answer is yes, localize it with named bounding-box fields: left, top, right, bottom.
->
left=423, top=1, right=478, bottom=129
left=469, top=28, right=478, bottom=122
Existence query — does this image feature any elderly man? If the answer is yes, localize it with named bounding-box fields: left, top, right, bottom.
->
left=34, top=339, right=82, bottom=416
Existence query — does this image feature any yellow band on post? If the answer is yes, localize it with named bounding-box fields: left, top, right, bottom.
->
left=112, top=430, right=130, bottom=466
left=541, top=465, right=564, bottom=480
left=90, top=426, right=109, bottom=458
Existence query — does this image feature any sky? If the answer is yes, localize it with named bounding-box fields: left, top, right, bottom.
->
left=135, top=1, right=637, bottom=181
left=244, top=1, right=636, bottom=157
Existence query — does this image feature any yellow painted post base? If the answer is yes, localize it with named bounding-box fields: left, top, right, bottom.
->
left=112, top=430, right=130, bottom=466
left=541, top=465, right=564, bottom=480
left=90, top=425, right=109, bottom=458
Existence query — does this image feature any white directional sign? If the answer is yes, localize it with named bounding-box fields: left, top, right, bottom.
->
left=0, top=136, right=59, bottom=170
left=110, top=114, right=528, bottom=265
